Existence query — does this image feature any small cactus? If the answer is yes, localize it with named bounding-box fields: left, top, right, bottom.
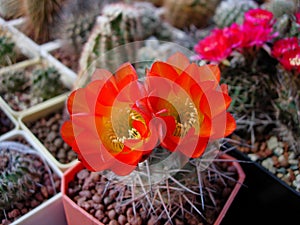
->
left=30, top=67, right=67, bottom=100
left=274, top=13, right=300, bottom=39
left=0, top=70, right=29, bottom=93
left=163, top=0, right=221, bottom=29
left=0, top=142, right=42, bottom=210
left=261, top=0, right=297, bottom=18
left=76, top=2, right=161, bottom=88
left=213, top=0, right=259, bottom=28
left=0, top=36, right=15, bottom=67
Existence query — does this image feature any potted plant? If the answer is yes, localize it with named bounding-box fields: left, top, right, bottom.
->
left=193, top=4, right=300, bottom=193
left=0, top=130, right=67, bottom=225
left=60, top=51, right=245, bottom=224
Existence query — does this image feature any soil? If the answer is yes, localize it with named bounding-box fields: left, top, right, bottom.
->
left=51, top=48, right=80, bottom=73
left=0, top=136, right=61, bottom=225
left=25, top=107, right=77, bottom=164
left=0, top=108, right=14, bottom=135
left=67, top=155, right=239, bottom=225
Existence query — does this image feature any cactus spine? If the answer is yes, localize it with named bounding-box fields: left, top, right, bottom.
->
left=213, top=0, right=259, bottom=28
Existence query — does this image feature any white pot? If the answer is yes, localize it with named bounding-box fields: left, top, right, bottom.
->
left=18, top=94, right=78, bottom=172
left=0, top=130, right=67, bottom=225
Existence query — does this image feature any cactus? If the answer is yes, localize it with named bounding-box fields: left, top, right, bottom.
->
left=274, top=13, right=300, bottom=39
left=261, top=0, right=297, bottom=18
left=30, top=67, right=67, bottom=100
left=213, top=0, right=259, bottom=28
left=55, top=0, right=120, bottom=56
left=76, top=2, right=161, bottom=88
left=21, top=0, right=65, bottom=43
left=163, top=0, right=221, bottom=29
left=130, top=0, right=164, bottom=7
left=0, top=142, right=43, bottom=210
left=0, top=0, right=23, bottom=19
left=0, top=70, right=29, bottom=93
left=273, top=68, right=300, bottom=152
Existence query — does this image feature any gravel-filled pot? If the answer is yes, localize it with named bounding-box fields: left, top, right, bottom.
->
left=0, top=130, right=67, bottom=225
left=62, top=152, right=245, bottom=225
left=19, top=94, right=78, bottom=172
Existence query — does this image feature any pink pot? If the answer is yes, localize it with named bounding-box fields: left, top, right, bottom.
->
left=62, top=153, right=245, bottom=225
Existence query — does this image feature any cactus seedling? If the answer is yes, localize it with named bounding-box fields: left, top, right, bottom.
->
left=30, top=67, right=67, bottom=100
left=0, top=35, right=16, bottom=67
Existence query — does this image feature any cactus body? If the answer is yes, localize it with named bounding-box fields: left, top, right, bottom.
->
left=213, top=0, right=258, bottom=28
left=76, top=2, right=160, bottom=88
left=0, top=70, right=29, bottom=93
left=262, top=0, right=297, bottom=18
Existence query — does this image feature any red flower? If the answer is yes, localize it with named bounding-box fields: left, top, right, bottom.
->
left=194, top=29, right=233, bottom=63
left=272, top=37, right=299, bottom=58
left=145, top=53, right=236, bottom=158
left=61, top=64, right=161, bottom=175
left=279, top=48, right=300, bottom=74
left=295, top=12, right=300, bottom=25
left=244, top=8, right=275, bottom=28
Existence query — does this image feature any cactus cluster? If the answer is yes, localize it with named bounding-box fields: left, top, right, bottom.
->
left=0, top=142, right=42, bottom=210
left=31, top=67, right=67, bottom=100
left=213, top=0, right=259, bottom=28
left=76, top=2, right=161, bottom=88
left=0, top=29, right=16, bottom=67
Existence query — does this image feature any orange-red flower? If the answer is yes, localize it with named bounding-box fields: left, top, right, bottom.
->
left=145, top=53, right=236, bottom=158
left=61, top=63, right=161, bottom=175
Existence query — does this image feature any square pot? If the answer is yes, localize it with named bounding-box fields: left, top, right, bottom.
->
left=0, top=130, right=67, bottom=225
left=62, top=153, right=245, bottom=225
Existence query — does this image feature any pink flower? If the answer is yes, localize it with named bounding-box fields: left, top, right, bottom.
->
left=194, top=29, right=233, bottom=63
left=244, top=8, right=275, bottom=28
left=240, top=23, right=277, bottom=47
left=272, top=37, right=299, bottom=58
left=223, top=23, right=244, bottom=49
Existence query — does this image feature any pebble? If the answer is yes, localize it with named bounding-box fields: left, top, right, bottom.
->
left=262, top=158, right=276, bottom=174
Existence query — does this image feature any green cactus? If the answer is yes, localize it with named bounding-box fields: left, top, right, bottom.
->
left=213, top=0, right=258, bottom=28
left=0, top=142, right=42, bottom=210
left=274, top=13, right=300, bottom=39
left=55, top=0, right=120, bottom=56
left=76, top=2, right=161, bottom=88
left=30, top=67, right=67, bottom=100
left=262, top=0, right=297, bottom=18
left=0, top=70, right=29, bottom=93
left=0, top=36, right=15, bottom=67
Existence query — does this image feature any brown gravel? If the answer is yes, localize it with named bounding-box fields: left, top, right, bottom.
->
left=25, top=107, right=77, bottom=164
